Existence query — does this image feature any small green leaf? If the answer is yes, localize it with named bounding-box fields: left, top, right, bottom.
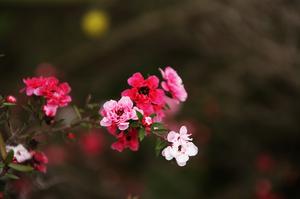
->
left=151, top=122, right=166, bottom=132
left=73, top=105, right=82, bottom=119
left=136, top=111, right=143, bottom=121
left=8, top=163, right=33, bottom=172
left=4, top=173, right=19, bottom=180
left=155, top=138, right=167, bottom=156
left=5, top=150, right=14, bottom=164
left=2, top=102, right=16, bottom=106
left=0, top=163, right=5, bottom=168
left=149, top=113, right=157, bottom=118
left=80, top=122, right=93, bottom=129
left=138, top=128, right=146, bottom=141
left=130, top=121, right=140, bottom=128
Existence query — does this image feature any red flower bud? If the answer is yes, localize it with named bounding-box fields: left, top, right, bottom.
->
left=67, top=132, right=76, bottom=139
left=6, top=95, right=17, bottom=103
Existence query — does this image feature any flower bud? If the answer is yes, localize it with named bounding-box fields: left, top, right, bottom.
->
left=6, top=95, right=17, bottom=103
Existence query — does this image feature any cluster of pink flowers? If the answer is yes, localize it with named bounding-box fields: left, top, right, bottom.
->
left=99, top=66, right=194, bottom=166
left=23, top=76, right=72, bottom=117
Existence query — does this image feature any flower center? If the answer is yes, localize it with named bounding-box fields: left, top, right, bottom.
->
left=178, top=145, right=182, bottom=151
left=138, top=86, right=150, bottom=95
left=116, top=108, right=124, bottom=116
left=126, top=135, right=131, bottom=141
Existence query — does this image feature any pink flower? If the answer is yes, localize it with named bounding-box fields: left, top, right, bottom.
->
left=122, top=72, right=165, bottom=118
left=22, top=76, right=72, bottom=117
left=142, top=116, right=153, bottom=127
left=160, top=66, right=187, bottom=102
left=43, top=104, right=58, bottom=117
left=162, top=126, right=198, bottom=167
left=31, top=151, right=48, bottom=173
left=111, top=129, right=139, bottom=152
left=100, top=96, right=139, bottom=131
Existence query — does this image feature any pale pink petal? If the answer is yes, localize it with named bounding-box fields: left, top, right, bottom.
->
left=162, top=146, right=173, bottom=161
left=161, top=81, right=169, bottom=92
left=43, top=104, right=58, bottom=117
left=175, top=154, right=189, bottom=167
left=118, top=122, right=129, bottom=131
left=118, top=96, right=133, bottom=108
left=167, top=131, right=179, bottom=143
left=100, top=117, right=112, bottom=127
left=103, top=100, right=117, bottom=111
left=185, top=142, right=198, bottom=156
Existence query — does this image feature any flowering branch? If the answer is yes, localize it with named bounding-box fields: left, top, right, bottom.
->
left=0, top=66, right=198, bottom=196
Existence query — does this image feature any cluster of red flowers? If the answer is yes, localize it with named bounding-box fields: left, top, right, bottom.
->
left=100, top=66, right=188, bottom=152
left=23, top=76, right=72, bottom=117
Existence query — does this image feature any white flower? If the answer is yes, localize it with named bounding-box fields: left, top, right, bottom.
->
left=162, top=126, right=198, bottom=167
left=6, top=144, right=32, bottom=163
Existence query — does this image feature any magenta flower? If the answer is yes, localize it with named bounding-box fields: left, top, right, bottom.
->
left=122, top=72, right=165, bottom=118
left=111, top=129, right=139, bottom=152
left=100, top=96, right=139, bottom=131
left=160, top=66, right=187, bottom=102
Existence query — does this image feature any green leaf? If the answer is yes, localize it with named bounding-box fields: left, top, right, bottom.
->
left=138, top=128, right=146, bottom=141
left=149, top=113, right=157, bottom=118
left=151, top=122, right=167, bottom=132
left=73, top=105, right=82, bottom=119
left=0, top=163, right=5, bottom=168
left=136, top=110, right=143, bottom=121
left=130, top=121, right=140, bottom=128
left=2, top=102, right=15, bottom=107
left=4, top=173, right=19, bottom=180
left=5, top=150, right=14, bottom=164
left=8, top=163, right=33, bottom=172
left=155, top=138, right=167, bottom=156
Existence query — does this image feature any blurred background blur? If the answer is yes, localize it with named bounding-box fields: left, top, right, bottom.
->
left=1, top=0, right=300, bottom=198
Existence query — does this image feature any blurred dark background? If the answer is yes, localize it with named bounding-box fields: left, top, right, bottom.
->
left=1, top=0, right=300, bottom=198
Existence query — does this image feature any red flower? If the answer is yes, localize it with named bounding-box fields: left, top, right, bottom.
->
left=31, top=151, right=48, bottom=173
left=111, top=129, right=139, bottom=152
left=122, top=73, right=165, bottom=119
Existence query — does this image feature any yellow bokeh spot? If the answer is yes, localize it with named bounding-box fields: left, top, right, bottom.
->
left=82, top=10, right=109, bottom=38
